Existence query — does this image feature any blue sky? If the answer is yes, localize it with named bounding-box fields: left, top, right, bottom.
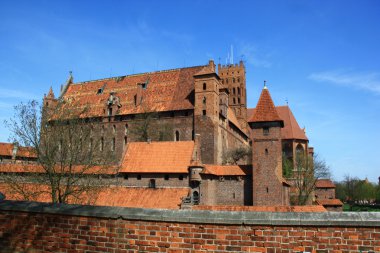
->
left=0, top=0, right=379, bottom=182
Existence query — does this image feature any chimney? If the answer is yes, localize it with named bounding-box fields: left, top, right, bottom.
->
left=12, top=144, right=18, bottom=160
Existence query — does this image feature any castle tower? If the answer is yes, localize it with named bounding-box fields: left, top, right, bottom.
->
left=43, top=86, right=58, bottom=110
left=218, top=61, right=247, bottom=131
left=194, top=60, right=221, bottom=164
left=248, top=84, right=289, bottom=206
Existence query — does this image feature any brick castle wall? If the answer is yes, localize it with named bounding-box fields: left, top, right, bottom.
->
left=1, top=201, right=379, bottom=253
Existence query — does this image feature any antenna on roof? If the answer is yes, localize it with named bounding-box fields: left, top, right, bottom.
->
left=230, top=45, right=234, bottom=64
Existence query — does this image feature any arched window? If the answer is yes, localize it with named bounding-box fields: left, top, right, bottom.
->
left=265, top=148, right=268, bottom=155
left=149, top=179, right=156, bottom=188
left=108, top=107, right=112, bottom=116
left=233, top=98, right=236, bottom=104
left=233, top=88, right=236, bottom=94
left=193, top=191, right=199, bottom=205
left=238, top=87, right=240, bottom=95
left=296, top=144, right=305, bottom=156
left=175, top=130, right=180, bottom=141
left=238, top=98, right=241, bottom=104
left=203, top=83, right=206, bottom=90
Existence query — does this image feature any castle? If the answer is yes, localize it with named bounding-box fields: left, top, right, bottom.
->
left=0, top=60, right=324, bottom=209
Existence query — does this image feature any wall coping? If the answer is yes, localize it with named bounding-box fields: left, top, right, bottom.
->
left=1, top=200, right=380, bottom=227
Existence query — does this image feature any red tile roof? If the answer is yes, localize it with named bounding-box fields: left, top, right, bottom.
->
left=120, top=141, right=194, bottom=174
left=248, top=88, right=282, bottom=123
left=0, top=163, right=118, bottom=175
left=316, top=199, right=343, bottom=206
left=193, top=205, right=327, bottom=212
left=0, top=183, right=188, bottom=209
left=202, top=165, right=252, bottom=176
left=0, top=143, right=37, bottom=158
left=247, top=106, right=308, bottom=140
left=315, top=179, right=336, bottom=188
left=59, top=66, right=205, bottom=118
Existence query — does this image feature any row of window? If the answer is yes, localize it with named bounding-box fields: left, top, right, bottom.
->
left=221, top=77, right=241, bottom=85
left=123, top=174, right=184, bottom=181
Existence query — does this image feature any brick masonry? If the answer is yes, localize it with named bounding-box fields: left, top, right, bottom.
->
left=1, top=201, right=380, bottom=253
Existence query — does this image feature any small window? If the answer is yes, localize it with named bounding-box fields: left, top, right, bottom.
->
left=164, top=175, right=169, bottom=180
left=202, top=110, right=206, bottom=116
left=175, top=131, right=180, bottom=141
left=108, top=107, right=113, bottom=116
left=113, top=125, right=116, bottom=134
left=203, top=97, right=206, bottom=104
left=111, top=138, right=115, bottom=151
left=149, top=179, right=156, bottom=188
left=233, top=193, right=236, bottom=199
left=179, top=175, right=184, bottom=180
left=265, top=148, right=268, bottom=155
left=263, top=127, right=269, bottom=136
left=124, top=136, right=128, bottom=147
left=124, top=174, right=128, bottom=180
left=266, top=187, right=269, bottom=193
left=238, top=87, right=240, bottom=95
left=237, top=77, right=240, bottom=82
left=125, top=124, right=128, bottom=135
left=233, top=98, right=236, bottom=104
left=203, top=83, right=206, bottom=90
left=233, top=88, right=236, bottom=94
left=134, top=95, right=137, bottom=106
left=238, top=98, right=240, bottom=104
left=233, top=78, right=235, bottom=83
left=137, top=175, right=142, bottom=180
left=100, top=137, right=104, bottom=151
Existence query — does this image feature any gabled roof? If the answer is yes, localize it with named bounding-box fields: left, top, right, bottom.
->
left=202, top=165, right=252, bottom=176
left=193, top=205, right=327, bottom=212
left=0, top=143, right=12, bottom=157
left=0, top=183, right=188, bottom=209
left=120, top=141, right=194, bottom=174
left=247, top=106, right=308, bottom=140
left=315, top=179, right=336, bottom=188
left=58, top=66, right=205, bottom=118
left=248, top=87, right=282, bottom=123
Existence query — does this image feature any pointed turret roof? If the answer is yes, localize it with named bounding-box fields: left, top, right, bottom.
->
left=46, top=86, right=55, bottom=99
left=248, top=86, right=282, bottom=123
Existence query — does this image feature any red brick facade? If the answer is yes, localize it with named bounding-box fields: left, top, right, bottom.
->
left=0, top=204, right=379, bottom=253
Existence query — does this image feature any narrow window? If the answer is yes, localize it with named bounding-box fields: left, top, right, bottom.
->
left=202, top=110, right=206, bottom=116
left=263, top=127, right=269, bottom=136
left=238, top=87, right=240, bottom=95
left=108, top=107, right=112, bottom=116
left=233, top=78, right=235, bottom=83
left=113, top=125, right=116, bottom=134
left=111, top=138, right=115, bottom=151
left=203, top=83, right=206, bottom=90
left=124, top=174, right=128, bottom=180
left=233, top=88, right=236, bottom=94
left=124, top=136, right=128, bottom=148
left=265, top=148, right=268, bottom=155
left=100, top=137, right=104, bottom=151
left=137, top=175, right=142, bottom=180
left=233, top=98, right=236, bottom=104
left=192, top=130, right=195, bottom=140
left=149, top=179, right=156, bottom=188
left=226, top=79, right=229, bottom=84
left=134, top=95, right=137, bottom=106
left=175, top=130, right=180, bottom=141
left=233, top=193, right=236, bottom=199
left=164, top=175, right=169, bottom=180
left=238, top=97, right=240, bottom=104
left=125, top=124, right=128, bottom=135
left=203, top=97, right=206, bottom=104
left=237, top=77, right=240, bottom=83
left=101, top=125, right=105, bottom=135
left=266, top=187, right=269, bottom=193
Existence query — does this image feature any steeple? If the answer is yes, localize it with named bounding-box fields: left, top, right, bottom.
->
left=46, top=86, right=55, bottom=99
left=249, top=84, right=283, bottom=125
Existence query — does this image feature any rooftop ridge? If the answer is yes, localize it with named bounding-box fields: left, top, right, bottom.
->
left=73, top=64, right=207, bottom=85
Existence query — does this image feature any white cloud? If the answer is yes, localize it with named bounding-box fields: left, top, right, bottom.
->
left=0, top=88, right=38, bottom=99
left=309, top=70, right=380, bottom=95
left=239, top=42, right=272, bottom=68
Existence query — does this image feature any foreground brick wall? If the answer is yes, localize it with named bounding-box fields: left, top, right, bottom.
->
left=0, top=201, right=380, bottom=253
